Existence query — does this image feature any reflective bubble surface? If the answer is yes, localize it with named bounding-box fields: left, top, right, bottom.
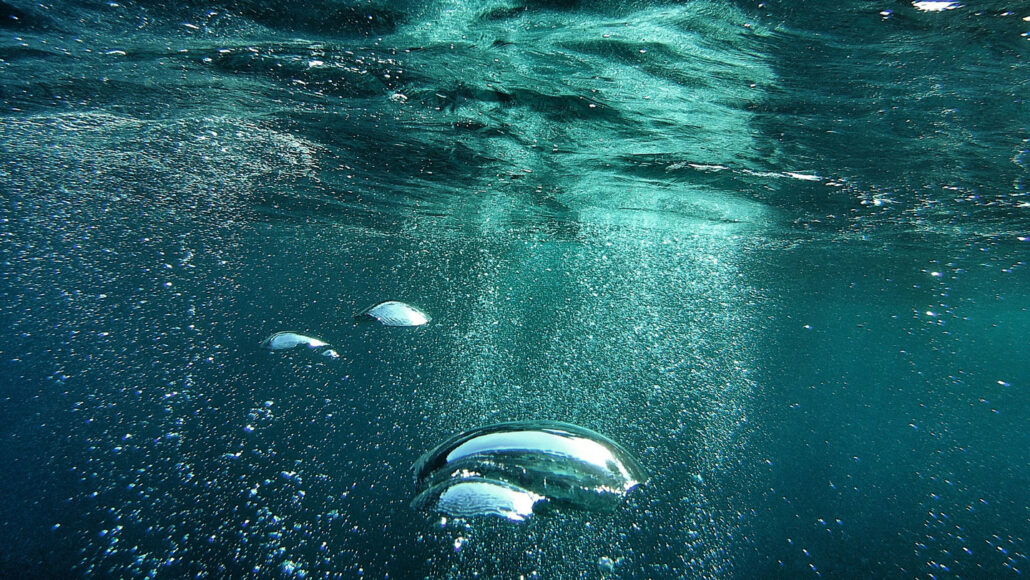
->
left=413, top=421, right=648, bottom=519
left=412, top=478, right=544, bottom=522
left=356, top=301, right=431, bottom=327
left=260, top=331, right=339, bottom=358
left=260, top=331, right=329, bottom=350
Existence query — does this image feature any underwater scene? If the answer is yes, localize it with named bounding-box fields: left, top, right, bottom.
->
left=1, top=0, right=1027, bottom=577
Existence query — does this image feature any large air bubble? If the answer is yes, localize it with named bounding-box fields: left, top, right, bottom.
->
left=260, top=331, right=339, bottom=358
left=355, top=300, right=431, bottom=327
left=412, top=421, right=647, bottom=520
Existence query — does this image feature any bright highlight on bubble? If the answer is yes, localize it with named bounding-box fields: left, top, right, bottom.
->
left=912, top=1, right=960, bottom=11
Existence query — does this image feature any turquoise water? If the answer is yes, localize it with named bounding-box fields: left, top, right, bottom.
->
left=1, top=0, right=1027, bottom=577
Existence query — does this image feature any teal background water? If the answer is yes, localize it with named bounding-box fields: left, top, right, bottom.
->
left=1, top=0, right=1027, bottom=577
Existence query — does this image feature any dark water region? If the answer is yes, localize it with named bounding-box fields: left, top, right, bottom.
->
left=1, top=0, right=1027, bottom=577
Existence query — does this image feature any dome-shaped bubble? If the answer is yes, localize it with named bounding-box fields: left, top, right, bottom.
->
left=355, top=300, right=430, bottom=327
left=260, top=331, right=338, bottom=359
left=412, top=421, right=647, bottom=520
left=260, top=331, right=329, bottom=350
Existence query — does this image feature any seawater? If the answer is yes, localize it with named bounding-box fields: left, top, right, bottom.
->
left=1, top=0, right=1027, bottom=577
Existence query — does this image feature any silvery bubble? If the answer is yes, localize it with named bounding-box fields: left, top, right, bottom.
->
left=412, top=421, right=647, bottom=520
left=355, top=301, right=431, bottom=327
left=260, top=331, right=330, bottom=350
left=260, top=331, right=337, bottom=359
